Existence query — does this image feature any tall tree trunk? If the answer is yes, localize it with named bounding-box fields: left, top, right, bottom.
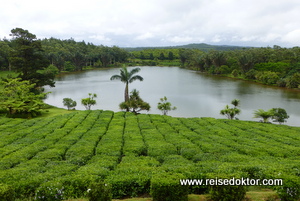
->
left=125, top=83, right=129, bottom=101
left=125, top=82, right=129, bottom=112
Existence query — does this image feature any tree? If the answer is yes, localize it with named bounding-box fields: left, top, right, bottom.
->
left=110, top=67, right=143, bottom=103
left=253, top=109, right=273, bottom=123
left=271, top=108, right=289, bottom=124
left=0, top=40, right=12, bottom=71
left=157, top=96, right=177, bottom=115
left=159, top=52, right=165, bottom=60
left=119, top=89, right=150, bottom=114
left=168, top=51, right=174, bottom=60
left=286, top=73, right=300, bottom=88
left=0, top=78, right=49, bottom=118
left=81, top=93, right=97, bottom=110
left=9, top=28, right=54, bottom=88
left=220, top=99, right=241, bottom=120
left=63, top=98, right=77, bottom=110
left=231, top=99, right=240, bottom=107
left=210, top=50, right=227, bottom=68
left=179, top=49, right=194, bottom=67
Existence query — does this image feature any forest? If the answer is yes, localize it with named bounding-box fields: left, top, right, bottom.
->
left=1, top=28, right=300, bottom=90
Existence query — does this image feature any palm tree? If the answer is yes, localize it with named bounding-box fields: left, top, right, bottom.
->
left=253, top=109, right=273, bottom=123
left=110, top=67, right=144, bottom=102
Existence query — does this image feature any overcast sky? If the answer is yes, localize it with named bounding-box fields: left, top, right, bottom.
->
left=1, top=0, right=300, bottom=47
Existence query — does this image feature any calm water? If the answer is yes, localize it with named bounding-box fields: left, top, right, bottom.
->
left=44, top=66, right=300, bottom=126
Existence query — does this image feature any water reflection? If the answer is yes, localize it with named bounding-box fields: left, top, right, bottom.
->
left=45, top=66, right=300, bottom=126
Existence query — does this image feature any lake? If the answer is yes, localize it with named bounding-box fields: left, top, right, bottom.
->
left=44, top=66, right=300, bottom=126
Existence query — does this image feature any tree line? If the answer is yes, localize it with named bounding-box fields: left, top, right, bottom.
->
left=177, top=46, right=300, bottom=88
left=123, top=45, right=300, bottom=89
left=2, top=28, right=300, bottom=89
left=0, top=28, right=129, bottom=74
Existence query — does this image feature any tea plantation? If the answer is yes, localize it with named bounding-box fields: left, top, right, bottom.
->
left=0, top=110, right=299, bottom=200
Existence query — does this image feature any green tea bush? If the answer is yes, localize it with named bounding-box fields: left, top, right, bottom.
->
left=87, top=182, right=112, bottom=201
left=207, top=173, right=247, bottom=201
left=106, top=173, right=151, bottom=198
left=209, top=185, right=247, bottom=201
left=0, top=183, right=14, bottom=201
left=35, top=181, right=65, bottom=201
left=151, top=172, right=188, bottom=201
left=275, top=175, right=300, bottom=201
left=106, top=156, right=158, bottom=198
left=60, top=174, right=97, bottom=198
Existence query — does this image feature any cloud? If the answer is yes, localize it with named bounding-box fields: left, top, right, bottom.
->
left=1, top=0, right=300, bottom=47
left=283, top=29, right=300, bottom=45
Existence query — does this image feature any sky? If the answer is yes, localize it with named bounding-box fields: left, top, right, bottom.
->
left=1, top=0, right=300, bottom=47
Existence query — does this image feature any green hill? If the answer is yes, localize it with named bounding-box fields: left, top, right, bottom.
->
left=0, top=110, right=299, bottom=200
left=124, top=43, right=249, bottom=52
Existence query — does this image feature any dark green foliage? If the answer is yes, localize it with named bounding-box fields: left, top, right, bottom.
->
left=254, top=108, right=289, bottom=124
left=35, top=181, right=65, bottom=201
left=106, top=156, right=159, bottom=198
left=119, top=89, right=150, bottom=114
left=209, top=185, right=247, bottom=201
left=286, top=73, right=300, bottom=88
left=151, top=172, right=188, bottom=201
left=64, top=61, right=76, bottom=72
left=87, top=182, right=112, bottom=201
left=275, top=175, right=300, bottom=201
left=255, top=71, right=280, bottom=85
left=244, top=69, right=257, bottom=79
left=0, top=183, right=15, bottom=201
left=63, top=98, right=77, bottom=110
left=9, top=28, right=54, bottom=87
left=271, top=108, right=289, bottom=124
left=106, top=173, right=151, bottom=198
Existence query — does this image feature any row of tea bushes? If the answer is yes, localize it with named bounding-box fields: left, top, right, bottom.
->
left=137, top=114, right=178, bottom=162
left=122, top=113, right=147, bottom=156
left=0, top=111, right=300, bottom=200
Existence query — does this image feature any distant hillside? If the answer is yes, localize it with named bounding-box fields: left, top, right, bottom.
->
left=123, top=43, right=250, bottom=52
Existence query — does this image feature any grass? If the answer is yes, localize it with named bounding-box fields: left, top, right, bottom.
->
left=39, top=105, right=77, bottom=118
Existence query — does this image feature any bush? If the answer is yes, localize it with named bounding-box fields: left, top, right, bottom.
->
left=151, top=172, right=188, bottom=201
left=286, top=73, right=300, bottom=88
left=209, top=185, right=247, bottom=201
left=87, top=182, right=112, bottom=201
left=0, top=183, right=15, bottom=201
left=35, top=181, right=65, bottom=201
left=207, top=173, right=247, bottom=201
left=231, top=69, right=240, bottom=77
left=244, top=69, right=257, bottom=79
left=255, top=71, right=280, bottom=85
left=275, top=175, right=300, bottom=201
left=106, top=172, right=151, bottom=198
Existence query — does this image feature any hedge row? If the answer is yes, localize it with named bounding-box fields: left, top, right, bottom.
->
left=0, top=111, right=300, bottom=200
